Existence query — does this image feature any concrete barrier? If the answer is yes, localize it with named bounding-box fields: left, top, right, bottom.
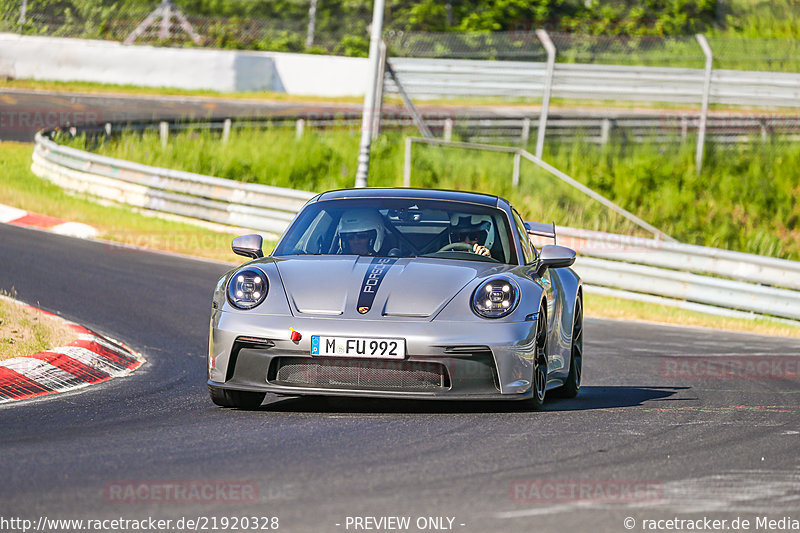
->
left=0, top=33, right=368, bottom=96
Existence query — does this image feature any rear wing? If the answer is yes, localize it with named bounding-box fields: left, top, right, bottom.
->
left=524, top=221, right=557, bottom=244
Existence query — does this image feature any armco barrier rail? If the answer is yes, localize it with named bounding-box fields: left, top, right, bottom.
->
left=554, top=227, right=800, bottom=322
left=31, top=129, right=800, bottom=323
left=59, top=112, right=800, bottom=146
left=32, top=131, right=314, bottom=235
left=385, top=58, right=800, bottom=108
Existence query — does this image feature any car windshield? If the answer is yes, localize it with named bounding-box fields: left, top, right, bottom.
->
left=272, top=198, right=516, bottom=264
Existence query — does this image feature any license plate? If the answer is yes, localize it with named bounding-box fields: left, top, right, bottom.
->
left=310, top=335, right=406, bottom=359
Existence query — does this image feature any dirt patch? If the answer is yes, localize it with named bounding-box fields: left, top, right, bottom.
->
left=0, top=295, right=78, bottom=361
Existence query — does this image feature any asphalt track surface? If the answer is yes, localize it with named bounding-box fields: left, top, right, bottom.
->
left=1, top=88, right=367, bottom=142
left=0, top=88, right=687, bottom=143
left=1, top=222, right=800, bottom=533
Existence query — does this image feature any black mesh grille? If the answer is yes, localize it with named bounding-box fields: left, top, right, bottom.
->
left=273, top=358, right=448, bottom=391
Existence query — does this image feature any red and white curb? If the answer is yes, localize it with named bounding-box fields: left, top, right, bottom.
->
left=0, top=298, right=144, bottom=404
left=0, top=203, right=98, bottom=239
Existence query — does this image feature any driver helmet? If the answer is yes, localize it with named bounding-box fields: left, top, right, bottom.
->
left=449, top=214, right=495, bottom=249
left=337, top=208, right=385, bottom=255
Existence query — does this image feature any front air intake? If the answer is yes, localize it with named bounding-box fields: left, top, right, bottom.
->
left=272, top=357, right=449, bottom=391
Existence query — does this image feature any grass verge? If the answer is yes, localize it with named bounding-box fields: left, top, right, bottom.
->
left=585, top=293, right=800, bottom=338
left=0, top=78, right=363, bottom=104
left=0, top=293, right=78, bottom=361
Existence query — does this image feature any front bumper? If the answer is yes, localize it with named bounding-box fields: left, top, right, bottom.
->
left=208, top=310, right=538, bottom=400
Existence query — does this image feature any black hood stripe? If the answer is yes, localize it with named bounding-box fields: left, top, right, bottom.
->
left=356, top=257, right=398, bottom=313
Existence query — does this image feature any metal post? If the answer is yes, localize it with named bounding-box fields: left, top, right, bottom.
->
left=18, top=0, right=27, bottom=25
left=386, top=63, right=433, bottom=139
left=159, top=121, right=169, bottom=148
left=443, top=118, right=453, bottom=142
left=535, top=29, right=556, bottom=159
left=696, top=34, right=713, bottom=175
left=222, top=118, right=231, bottom=144
left=403, top=137, right=413, bottom=187
left=125, top=0, right=201, bottom=46
left=306, top=0, right=318, bottom=49
left=520, top=117, right=531, bottom=147
left=124, top=4, right=164, bottom=45
left=600, top=118, right=611, bottom=145
left=172, top=6, right=203, bottom=45
left=355, top=0, right=386, bottom=188
left=512, top=151, right=521, bottom=187
left=296, top=118, right=305, bottom=138
left=371, top=40, right=387, bottom=141
left=160, top=0, right=171, bottom=40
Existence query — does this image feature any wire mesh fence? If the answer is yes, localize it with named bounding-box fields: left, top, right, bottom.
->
left=548, top=33, right=706, bottom=68
left=0, top=0, right=371, bottom=54
left=1, top=1, right=799, bottom=70
left=707, top=35, right=800, bottom=72
left=384, top=31, right=547, bottom=61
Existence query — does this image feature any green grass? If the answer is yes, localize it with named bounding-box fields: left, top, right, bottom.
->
left=0, top=78, right=364, bottom=104
left=718, top=0, right=800, bottom=39
left=0, top=293, right=77, bottom=361
left=585, top=292, right=800, bottom=338
left=63, top=126, right=800, bottom=261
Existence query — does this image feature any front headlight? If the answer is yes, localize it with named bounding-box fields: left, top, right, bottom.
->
left=471, top=277, right=520, bottom=319
left=227, top=267, right=268, bottom=310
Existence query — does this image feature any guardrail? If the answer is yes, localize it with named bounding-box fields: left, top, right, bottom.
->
left=552, top=227, right=800, bottom=322
left=31, top=127, right=800, bottom=324
left=85, top=113, right=800, bottom=146
left=384, top=58, right=800, bottom=108
left=32, top=131, right=314, bottom=235
left=446, top=115, right=800, bottom=145
left=384, top=52, right=800, bottom=171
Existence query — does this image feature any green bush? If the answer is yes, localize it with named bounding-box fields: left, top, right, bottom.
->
left=4, top=0, right=800, bottom=58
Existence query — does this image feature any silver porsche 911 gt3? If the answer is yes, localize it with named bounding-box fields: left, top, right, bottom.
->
left=208, top=188, right=583, bottom=409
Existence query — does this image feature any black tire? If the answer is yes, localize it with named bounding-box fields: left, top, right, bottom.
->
left=555, top=294, right=583, bottom=399
left=208, top=386, right=266, bottom=409
left=528, top=304, right=548, bottom=410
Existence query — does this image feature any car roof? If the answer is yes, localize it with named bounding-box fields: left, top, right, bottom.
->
left=314, top=188, right=504, bottom=207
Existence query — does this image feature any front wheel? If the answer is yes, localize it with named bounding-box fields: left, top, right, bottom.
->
left=208, top=386, right=266, bottom=409
left=528, top=304, right=548, bottom=410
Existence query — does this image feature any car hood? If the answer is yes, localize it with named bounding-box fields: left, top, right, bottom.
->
left=273, top=255, right=504, bottom=320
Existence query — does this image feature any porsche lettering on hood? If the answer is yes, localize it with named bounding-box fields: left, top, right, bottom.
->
left=357, top=257, right=398, bottom=314
left=275, top=256, right=494, bottom=319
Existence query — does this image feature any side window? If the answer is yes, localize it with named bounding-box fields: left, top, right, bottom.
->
left=512, top=209, right=534, bottom=264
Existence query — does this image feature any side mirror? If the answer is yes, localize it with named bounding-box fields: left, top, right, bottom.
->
left=232, top=234, right=264, bottom=259
left=537, top=244, right=576, bottom=275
